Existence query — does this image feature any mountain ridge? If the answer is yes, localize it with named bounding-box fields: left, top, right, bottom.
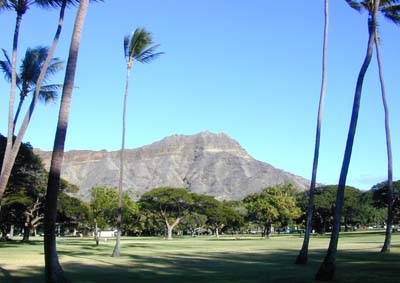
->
left=35, top=131, right=310, bottom=200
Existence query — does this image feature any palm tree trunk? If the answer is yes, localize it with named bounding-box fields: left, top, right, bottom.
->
left=296, top=0, right=329, bottom=265
left=0, top=1, right=67, bottom=202
left=112, top=67, right=131, bottom=257
left=44, top=1, right=89, bottom=282
left=375, top=35, right=394, bottom=253
left=13, top=94, right=25, bottom=133
left=315, top=1, right=379, bottom=281
left=0, top=13, right=22, bottom=201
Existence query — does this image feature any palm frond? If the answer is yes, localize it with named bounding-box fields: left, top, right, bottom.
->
left=136, top=45, right=164, bottom=63
left=124, top=28, right=163, bottom=65
left=0, top=0, right=11, bottom=10
left=37, top=88, right=59, bottom=103
left=345, top=0, right=363, bottom=11
left=45, top=59, right=64, bottom=77
left=129, top=28, right=153, bottom=59
left=35, top=0, right=81, bottom=8
left=0, top=49, right=12, bottom=82
left=381, top=4, right=400, bottom=24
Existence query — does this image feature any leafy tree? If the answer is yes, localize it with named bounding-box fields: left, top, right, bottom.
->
left=244, top=184, right=301, bottom=238
left=372, top=180, right=400, bottom=224
left=315, top=1, right=381, bottom=280
left=0, top=134, right=47, bottom=241
left=57, top=191, right=90, bottom=235
left=139, top=187, right=193, bottom=240
left=0, top=46, right=63, bottom=127
left=180, top=212, right=208, bottom=236
left=89, top=186, right=138, bottom=233
left=296, top=0, right=329, bottom=265
left=44, top=1, right=90, bottom=281
left=112, top=28, right=163, bottom=257
left=223, top=200, right=247, bottom=234
left=193, top=195, right=240, bottom=238
left=358, top=190, right=386, bottom=226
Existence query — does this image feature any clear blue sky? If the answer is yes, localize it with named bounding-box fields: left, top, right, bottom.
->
left=1, top=0, right=399, bottom=190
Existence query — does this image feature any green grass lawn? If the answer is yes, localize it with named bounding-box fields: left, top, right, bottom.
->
left=0, top=231, right=399, bottom=282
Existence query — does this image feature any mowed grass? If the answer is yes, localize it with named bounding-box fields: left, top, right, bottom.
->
left=0, top=231, right=399, bottom=283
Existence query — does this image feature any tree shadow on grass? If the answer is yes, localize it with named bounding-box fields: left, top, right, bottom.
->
left=1, top=240, right=400, bottom=283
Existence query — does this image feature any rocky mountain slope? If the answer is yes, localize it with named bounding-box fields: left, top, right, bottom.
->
left=35, top=131, right=310, bottom=200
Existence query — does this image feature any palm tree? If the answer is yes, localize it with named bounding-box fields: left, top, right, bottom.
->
left=315, top=0, right=380, bottom=280
left=346, top=0, right=400, bottom=254
left=44, top=1, right=89, bottom=281
left=295, top=0, right=329, bottom=265
left=2, top=0, right=32, bottom=197
left=112, top=28, right=163, bottom=257
left=0, top=46, right=63, bottom=129
left=0, top=0, right=77, bottom=202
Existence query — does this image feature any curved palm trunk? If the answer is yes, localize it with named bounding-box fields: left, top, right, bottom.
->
left=0, top=12, right=23, bottom=201
left=112, top=66, right=131, bottom=257
left=0, top=1, right=67, bottom=202
left=13, top=94, right=26, bottom=132
left=296, top=0, right=329, bottom=265
left=315, top=1, right=379, bottom=281
left=44, top=1, right=89, bottom=282
left=375, top=36, right=394, bottom=253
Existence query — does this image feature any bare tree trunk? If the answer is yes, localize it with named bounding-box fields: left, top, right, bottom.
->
left=44, top=1, right=89, bottom=282
left=315, top=1, right=379, bottom=281
left=296, top=0, right=329, bottom=265
left=22, top=225, right=30, bottom=242
left=0, top=13, right=22, bottom=201
left=375, top=35, right=394, bottom=253
left=165, top=218, right=181, bottom=240
left=112, top=66, right=131, bottom=257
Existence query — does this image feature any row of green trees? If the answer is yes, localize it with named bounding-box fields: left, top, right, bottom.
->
left=2, top=138, right=397, bottom=243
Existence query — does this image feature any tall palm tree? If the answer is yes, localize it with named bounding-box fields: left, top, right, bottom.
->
left=2, top=0, right=32, bottom=192
left=112, top=28, right=163, bottom=257
left=0, top=0, right=77, bottom=202
left=0, top=46, right=63, bottom=129
left=295, top=0, right=329, bottom=265
left=44, top=1, right=89, bottom=281
left=346, top=0, right=400, bottom=254
left=315, top=0, right=380, bottom=280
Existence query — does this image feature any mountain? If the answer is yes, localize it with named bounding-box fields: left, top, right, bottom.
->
left=35, top=131, right=310, bottom=200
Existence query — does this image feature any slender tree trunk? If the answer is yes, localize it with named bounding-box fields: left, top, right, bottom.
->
left=165, top=218, right=180, bottom=240
left=0, top=2, right=67, bottom=202
left=0, top=13, right=22, bottom=201
left=375, top=35, right=394, bottom=253
left=315, top=2, right=379, bottom=281
left=112, top=66, right=131, bottom=257
left=44, top=1, right=89, bottom=282
left=13, top=94, right=25, bottom=132
left=22, top=225, right=30, bottom=242
left=296, top=0, right=329, bottom=265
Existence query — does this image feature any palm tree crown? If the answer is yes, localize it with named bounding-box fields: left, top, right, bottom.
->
left=0, top=46, right=63, bottom=103
left=124, top=28, right=164, bottom=69
left=346, top=0, right=400, bottom=24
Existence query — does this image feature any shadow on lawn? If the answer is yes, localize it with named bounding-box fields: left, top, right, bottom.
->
left=2, top=247, right=400, bottom=283
left=2, top=233, right=400, bottom=283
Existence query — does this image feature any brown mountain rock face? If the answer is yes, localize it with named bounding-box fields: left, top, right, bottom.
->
left=35, top=131, right=309, bottom=200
